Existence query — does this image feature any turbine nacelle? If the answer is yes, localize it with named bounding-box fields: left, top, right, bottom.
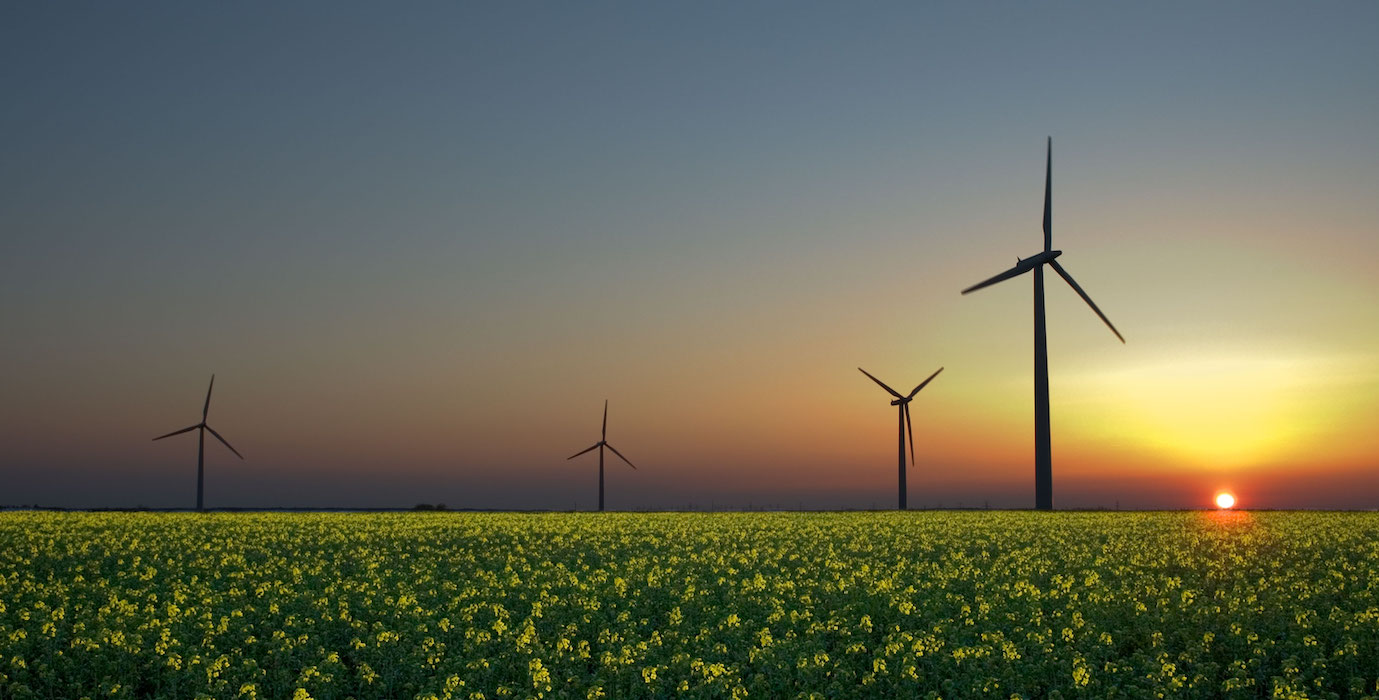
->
left=1021, top=249, right=1062, bottom=267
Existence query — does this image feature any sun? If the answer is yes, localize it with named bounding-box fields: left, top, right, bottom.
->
left=1215, top=492, right=1236, bottom=509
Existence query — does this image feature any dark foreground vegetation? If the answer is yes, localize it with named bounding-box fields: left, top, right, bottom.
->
left=2, top=511, right=1377, bottom=698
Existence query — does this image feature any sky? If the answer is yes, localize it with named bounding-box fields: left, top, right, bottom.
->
left=2, top=2, right=1377, bottom=510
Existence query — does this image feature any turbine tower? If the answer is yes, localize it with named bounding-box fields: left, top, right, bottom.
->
left=567, top=400, right=637, bottom=511
left=858, top=366, right=943, bottom=510
left=152, top=374, right=244, bottom=511
left=961, top=137, right=1123, bottom=510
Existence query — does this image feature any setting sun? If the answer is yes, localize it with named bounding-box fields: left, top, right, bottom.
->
left=1216, top=492, right=1236, bottom=509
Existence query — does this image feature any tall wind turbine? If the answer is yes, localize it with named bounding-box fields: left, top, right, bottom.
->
left=566, top=400, right=636, bottom=511
left=961, top=137, right=1123, bottom=510
left=858, top=366, right=943, bottom=510
left=152, top=374, right=243, bottom=511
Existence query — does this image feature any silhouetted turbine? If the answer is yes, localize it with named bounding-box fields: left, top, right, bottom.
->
left=566, top=400, right=636, bottom=511
left=961, top=137, right=1123, bottom=510
left=858, top=366, right=943, bottom=510
left=152, top=374, right=243, bottom=511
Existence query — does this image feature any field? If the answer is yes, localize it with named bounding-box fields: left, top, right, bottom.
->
left=2, top=511, right=1378, bottom=699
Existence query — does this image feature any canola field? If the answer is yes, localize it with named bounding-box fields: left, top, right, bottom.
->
left=2, top=511, right=1378, bottom=699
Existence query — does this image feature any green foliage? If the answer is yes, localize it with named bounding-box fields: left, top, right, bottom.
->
left=2, top=511, right=1378, bottom=698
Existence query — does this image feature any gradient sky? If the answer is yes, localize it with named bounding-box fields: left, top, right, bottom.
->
left=3, top=2, right=1377, bottom=510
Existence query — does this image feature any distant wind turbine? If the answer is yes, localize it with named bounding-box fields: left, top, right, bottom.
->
left=961, top=137, right=1124, bottom=510
left=858, top=366, right=943, bottom=510
left=152, top=375, right=243, bottom=511
left=567, top=400, right=637, bottom=511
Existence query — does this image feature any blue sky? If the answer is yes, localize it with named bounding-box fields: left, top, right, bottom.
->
left=3, top=2, right=1377, bottom=509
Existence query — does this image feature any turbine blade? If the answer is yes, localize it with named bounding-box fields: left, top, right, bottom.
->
left=906, top=367, right=944, bottom=398
left=605, top=442, right=637, bottom=470
left=903, top=403, right=915, bottom=467
left=567, top=443, right=600, bottom=460
left=152, top=424, right=200, bottom=441
left=602, top=400, right=608, bottom=441
left=857, top=367, right=903, bottom=399
left=1049, top=259, right=1125, bottom=343
left=204, top=425, right=244, bottom=459
left=961, top=263, right=1032, bottom=295
left=203, top=374, right=215, bottom=420
left=1043, top=137, right=1052, bottom=252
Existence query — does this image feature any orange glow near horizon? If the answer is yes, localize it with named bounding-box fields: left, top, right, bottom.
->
left=1053, top=350, right=1379, bottom=471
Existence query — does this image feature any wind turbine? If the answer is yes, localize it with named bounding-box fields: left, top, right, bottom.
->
left=566, top=400, right=636, bottom=511
left=152, top=374, right=243, bottom=511
left=858, top=366, right=943, bottom=510
left=961, top=137, right=1124, bottom=510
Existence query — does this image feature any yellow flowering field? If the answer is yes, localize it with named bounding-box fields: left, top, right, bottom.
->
left=2, top=511, right=1377, bottom=699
